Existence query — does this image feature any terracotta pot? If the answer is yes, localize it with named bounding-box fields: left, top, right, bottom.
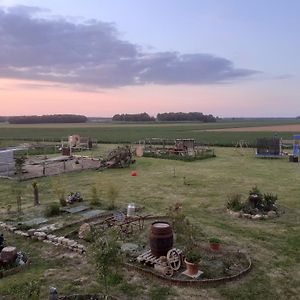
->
left=184, top=259, right=199, bottom=275
left=209, top=243, right=220, bottom=251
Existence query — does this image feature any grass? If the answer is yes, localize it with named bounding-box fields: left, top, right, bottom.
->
left=1, top=119, right=300, bottom=146
left=0, top=146, right=299, bottom=299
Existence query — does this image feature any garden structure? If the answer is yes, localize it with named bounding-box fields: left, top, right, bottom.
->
left=139, top=138, right=215, bottom=161
left=256, top=137, right=283, bottom=158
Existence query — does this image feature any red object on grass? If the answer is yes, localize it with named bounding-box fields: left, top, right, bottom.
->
left=131, top=171, right=137, bottom=176
left=209, top=243, right=220, bottom=251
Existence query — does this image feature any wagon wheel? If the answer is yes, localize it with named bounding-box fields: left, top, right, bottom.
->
left=163, top=266, right=174, bottom=277
left=167, top=249, right=181, bottom=271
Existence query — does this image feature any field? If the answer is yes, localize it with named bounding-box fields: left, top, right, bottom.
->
left=1, top=119, right=300, bottom=146
left=208, top=124, right=300, bottom=132
left=0, top=144, right=299, bottom=299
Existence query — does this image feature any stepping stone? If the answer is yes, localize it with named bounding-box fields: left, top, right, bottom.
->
left=79, top=209, right=106, bottom=218
left=60, top=205, right=89, bottom=214
left=23, top=217, right=48, bottom=227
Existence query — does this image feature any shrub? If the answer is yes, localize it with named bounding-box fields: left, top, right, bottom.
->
left=107, top=184, right=119, bottom=210
left=226, top=193, right=243, bottom=211
left=185, top=249, right=201, bottom=264
left=263, top=193, right=278, bottom=211
left=90, top=186, right=100, bottom=206
left=248, top=185, right=264, bottom=209
left=59, top=197, right=67, bottom=207
left=209, top=237, right=221, bottom=244
left=44, top=202, right=60, bottom=217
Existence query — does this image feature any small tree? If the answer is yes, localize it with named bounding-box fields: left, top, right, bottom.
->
left=90, top=185, right=100, bottom=206
left=107, top=184, right=119, bottom=210
left=51, top=177, right=66, bottom=206
left=14, top=155, right=26, bottom=181
left=89, top=228, right=122, bottom=298
left=12, top=183, right=24, bottom=216
left=32, top=181, right=40, bottom=206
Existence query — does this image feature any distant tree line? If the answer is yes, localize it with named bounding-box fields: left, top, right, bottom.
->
left=112, top=112, right=217, bottom=122
left=112, top=113, right=155, bottom=122
left=8, top=114, right=88, bottom=124
left=157, top=112, right=217, bottom=122
left=0, top=116, right=8, bottom=122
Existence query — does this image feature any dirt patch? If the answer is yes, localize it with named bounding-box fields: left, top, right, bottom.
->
left=205, top=124, right=300, bottom=132
left=21, top=156, right=100, bottom=179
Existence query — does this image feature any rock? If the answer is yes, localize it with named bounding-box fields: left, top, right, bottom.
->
left=267, top=210, right=277, bottom=218
left=67, top=240, right=75, bottom=247
left=57, top=237, right=64, bottom=244
left=14, top=230, right=24, bottom=235
left=121, top=243, right=139, bottom=255
left=252, top=214, right=263, bottom=220
left=232, top=211, right=241, bottom=218
left=34, top=232, right=47, bottom=240
left=78, top=223, right=91, bottom=239
left=27, top=229, right=36, bottom=236
left=0, top=246, right=17, bottom=264
left=243, top=213, right=252, bottom=219
left=62, top=238, right=70, bottom=245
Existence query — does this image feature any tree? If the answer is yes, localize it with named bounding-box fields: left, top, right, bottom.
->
left=14, top=155, right=26, bottom=181
left=32, top=181, right=40, bottom=206
left=107, top=184, right=119, bottom=210
left=89, top=228, right=122, bottom=299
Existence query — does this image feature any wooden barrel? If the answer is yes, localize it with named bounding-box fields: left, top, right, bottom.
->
left=150, top=222, right=173, bottom=257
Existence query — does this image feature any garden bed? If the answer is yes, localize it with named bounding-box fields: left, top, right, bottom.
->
left=125, top=245, right=251, bottom=286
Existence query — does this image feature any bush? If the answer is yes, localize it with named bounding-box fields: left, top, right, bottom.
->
left=59, top=197, right=67, bottom=207
left=226, top=187, right=279, bottom=215
left=209, top=237, right=221, bottom=244
left=226, top=193, right=243, bottom=211
left=185, top=249, right=201, bottom=263
left=44, top=202, right=60, bottom=217
left=247, top=185, right=264, bottom=210
left=90, top=186, right=100, bottom=206
left=263, top=193, right=278, bottom=211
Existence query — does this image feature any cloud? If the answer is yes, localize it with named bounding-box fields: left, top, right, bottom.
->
left=0, top=6, right=259, bottom=88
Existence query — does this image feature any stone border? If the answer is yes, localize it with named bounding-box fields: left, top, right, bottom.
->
left=0, top=222, right=86, bottom=255
left=125, top=251, right=252, bottom=287
left=227, top=209, right=278, bottom=220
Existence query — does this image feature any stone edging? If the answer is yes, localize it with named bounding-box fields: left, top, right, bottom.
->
left=125, top=251, right=252, bottom=287
left=227, top=209, right=278, bottom=220
left=0, top=222, right=86, bottom=254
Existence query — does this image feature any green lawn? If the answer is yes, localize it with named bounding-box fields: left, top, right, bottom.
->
left=0, top=147, right=299, bottom=299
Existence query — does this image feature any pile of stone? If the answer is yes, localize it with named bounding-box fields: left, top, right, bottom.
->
left=30, top=230, right=86, bottom=254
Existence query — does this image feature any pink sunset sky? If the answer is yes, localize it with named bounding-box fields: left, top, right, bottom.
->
left=0, top=1, right=299, bottom=117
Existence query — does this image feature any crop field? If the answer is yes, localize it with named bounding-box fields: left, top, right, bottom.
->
left=0, top=146, right=299, bottom=299
left=0, top=119, right=300, bottom=146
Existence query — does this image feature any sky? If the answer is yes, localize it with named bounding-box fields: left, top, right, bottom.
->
left=0, top=0, right=299, bottom=117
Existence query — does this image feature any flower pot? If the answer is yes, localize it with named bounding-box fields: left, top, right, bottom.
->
left=184, top=259, right=199, bottom=276
left=209, top=243, right=220, bottom=251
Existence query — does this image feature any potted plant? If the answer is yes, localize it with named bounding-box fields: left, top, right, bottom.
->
left=184, top=249, right=201, bottom=275
left=209, top=237, right=221, bottom=251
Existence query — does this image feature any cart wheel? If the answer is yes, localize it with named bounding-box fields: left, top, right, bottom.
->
left=167, top=249, right=181, bottom=271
